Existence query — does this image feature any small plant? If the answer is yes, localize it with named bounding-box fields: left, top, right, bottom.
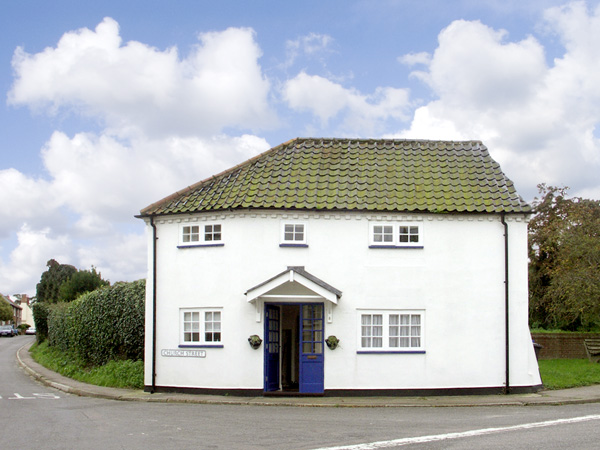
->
left=326, top=335, right=339, bottom=350
left=248, top=334, right=262, bottom=349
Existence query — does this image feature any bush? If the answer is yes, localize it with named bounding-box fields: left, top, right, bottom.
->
left=32, top=302, right=50, bottom=342
left=47, top=302, right=75, bottom=352
left=68, top=280, right=145, bottom=365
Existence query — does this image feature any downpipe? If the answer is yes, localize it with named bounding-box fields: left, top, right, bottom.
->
left=501, top=213, right=510, bottom=394
left=150, top=216, right=158, bottom=393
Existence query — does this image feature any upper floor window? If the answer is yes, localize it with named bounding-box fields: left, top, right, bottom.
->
left=280, top=222, right=308, bottom=247
left=179, top=223, right=224, bottom=247
left=358, top=310, right=424, bottom=353
left=369, top=222, right=423, bottom=248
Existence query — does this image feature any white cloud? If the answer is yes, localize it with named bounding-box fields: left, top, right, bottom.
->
left=8, top=18, right=275, bottom=137
left=398, top=51, right=431, bottom=67
left=0, top=169, right=58, bottom=239
left=0, top=224, right=73, bottom=296
left=283, top=72, right=411, bottom=135
left=284, top=32, right=334, bottom=68
left=396, top=4, right=600, bottom=200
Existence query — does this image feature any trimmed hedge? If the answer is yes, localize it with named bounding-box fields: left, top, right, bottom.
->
left=46, top=279, right=145, bottom=365
left=32, top=302, right=50, bottom=342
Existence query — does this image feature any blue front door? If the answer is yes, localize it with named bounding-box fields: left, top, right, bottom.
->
left=264, top=304, right=280, bottom=391
left=299, top=304, right=324, bottom=394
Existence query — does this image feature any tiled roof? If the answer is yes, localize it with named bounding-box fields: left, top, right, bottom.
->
left=140, top=138, right=531, bottom=216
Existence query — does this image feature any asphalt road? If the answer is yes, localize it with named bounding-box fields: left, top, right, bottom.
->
left=3, top=335, right=600, bottom=449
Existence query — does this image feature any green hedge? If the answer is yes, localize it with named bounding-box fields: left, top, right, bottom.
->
left=32, top=302, right=50, bottom=342
left=46, top=279, right=145, bottom=365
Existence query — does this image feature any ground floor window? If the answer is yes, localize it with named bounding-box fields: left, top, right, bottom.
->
left=358, top=310, right=424, bottom=353
left=180, top=308, right=222, bottom=347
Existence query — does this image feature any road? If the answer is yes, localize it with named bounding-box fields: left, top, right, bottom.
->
left=3, top=335, right=600, bottom=449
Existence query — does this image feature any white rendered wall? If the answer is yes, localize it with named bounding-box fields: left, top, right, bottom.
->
left=143, top=210, right=541, bottom=391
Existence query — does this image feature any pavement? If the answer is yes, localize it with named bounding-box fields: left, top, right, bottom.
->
left=16, top=342, right=600, bottom=408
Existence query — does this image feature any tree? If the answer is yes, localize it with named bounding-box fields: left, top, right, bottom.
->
left=35, top=259, right=77, bottom=303
left=529, top=184, right=600, bottom=330
left=58, top=267, right=110, bottom=302
left=0, top=296, right=13, bottom=322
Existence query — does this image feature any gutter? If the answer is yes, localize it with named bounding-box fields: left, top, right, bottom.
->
left=150, top=216, right=158, bottom=393
left=501, top=213, right=510, bottom=394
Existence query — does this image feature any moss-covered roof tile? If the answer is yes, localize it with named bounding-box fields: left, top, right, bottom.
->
left=139, top=138, right=531, bottom=216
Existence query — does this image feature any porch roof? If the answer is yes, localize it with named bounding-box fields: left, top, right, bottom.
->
left=245, top=266, right=342, bottom=304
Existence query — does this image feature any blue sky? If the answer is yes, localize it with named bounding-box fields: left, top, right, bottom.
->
left=2, top=0, right=600, bottom=295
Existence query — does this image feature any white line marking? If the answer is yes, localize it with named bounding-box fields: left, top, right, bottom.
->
left=311, top=414, right=600, bottom=450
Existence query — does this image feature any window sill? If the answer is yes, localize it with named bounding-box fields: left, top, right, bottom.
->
left=179, top=344, right=224, bottom=348
left=279, top=243, right=308, bottom=248
left=357, top=350, right=425, bottom=354
left=177, top=243, right=225, bottom=249
left=368, top=245, right=424, bottom=249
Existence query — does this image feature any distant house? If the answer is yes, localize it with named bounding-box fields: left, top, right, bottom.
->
left=137, top=138, right=541, bottom=396
left=10, top=294, right=33, bottom=326
left=1, top=294, right=22, bottom=326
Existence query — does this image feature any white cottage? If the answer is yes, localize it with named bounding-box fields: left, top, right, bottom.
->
left=137, top=138, right=542, bottom=396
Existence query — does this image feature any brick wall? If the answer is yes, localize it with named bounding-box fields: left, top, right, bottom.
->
left=531, top=333, right=600, bottom=359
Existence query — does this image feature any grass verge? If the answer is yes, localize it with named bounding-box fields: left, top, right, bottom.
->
left=29, top=341, right=144, bottom=389
left=538, top=359, right=600, bottom=390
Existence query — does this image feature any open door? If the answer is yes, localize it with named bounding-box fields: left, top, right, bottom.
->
left=299, top=304, right=324, bottom=394
left=264, top=304, right=280, bottom=392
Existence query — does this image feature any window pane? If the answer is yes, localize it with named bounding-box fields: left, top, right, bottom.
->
left=373, top=337, right=383, bottom=347
left=389, top=337, right=399, bottom=347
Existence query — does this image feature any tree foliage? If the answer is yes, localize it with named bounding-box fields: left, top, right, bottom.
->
left=57, top=267, right=110, bottom=302
left=36, top=259, right=77, bottom=303
left=529, top=184, right=600, bottom=330
left=0, top=297, right=13, bottom=322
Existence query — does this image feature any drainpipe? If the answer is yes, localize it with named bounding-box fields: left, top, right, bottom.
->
left=501, top=213, right=510, bottom=394
left=150, top=216, right=158, bottom=393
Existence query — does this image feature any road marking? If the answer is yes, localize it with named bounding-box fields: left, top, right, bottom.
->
left=3, top=393, right=61, bottom=400
left=311, top=414, right=600, bottom=450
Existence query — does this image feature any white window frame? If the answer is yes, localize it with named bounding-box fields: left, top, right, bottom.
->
left=357, top=310, right=425, bottom=353
left=369, top=222, right=423, bottom=248
left=180, top=308, right=223, bottom=347
left=280, top=221, right=308, bottom=246
left=179, top=223, right=224, bottom=247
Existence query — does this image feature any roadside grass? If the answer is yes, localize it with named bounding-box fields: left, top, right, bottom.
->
left=29, top=341, right=144, bottom=389
left=538, top=359, right=600, bottom=390
left=27, top=342, right=600, bottom=392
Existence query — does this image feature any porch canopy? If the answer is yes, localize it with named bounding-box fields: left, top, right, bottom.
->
left=245, top=266, right=342, bottom=304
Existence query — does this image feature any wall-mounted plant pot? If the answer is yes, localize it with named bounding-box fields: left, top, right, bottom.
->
left=326, top=335, right=339, bottom=350
left=248, top=335, right=263, bottom=349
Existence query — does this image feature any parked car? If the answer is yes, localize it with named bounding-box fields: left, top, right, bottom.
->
left=0, top=325, right=15, bottom=337
left=25, top=327, right=36, bottom=335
